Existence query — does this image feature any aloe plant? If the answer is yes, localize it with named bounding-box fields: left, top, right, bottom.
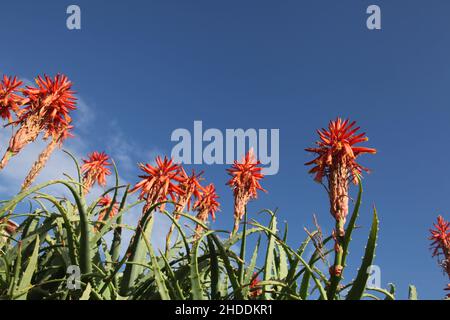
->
left=0, top=156, right=410, bottom=300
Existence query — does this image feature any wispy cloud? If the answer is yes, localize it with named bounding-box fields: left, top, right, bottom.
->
left=0, top=92, right=172, bottom=252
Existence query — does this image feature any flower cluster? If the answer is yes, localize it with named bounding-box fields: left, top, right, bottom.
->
left=306, top=118, right=376, bottom=235
left=81, top=151, right=112, bottom=194
left=193, top=184, right=220, bottom=238
left=429, top=215, right=450, bottom=297
left=249, top=273, right=262, bottom=298
left=0, top=74, right=77, bottom=191
left=0, top=76, right=25, bottom=122
left=131, top=156, right=184, bottom=213
left=227, top=149, right=266, bottom=235
left=96, top=195, right=119, bottom=230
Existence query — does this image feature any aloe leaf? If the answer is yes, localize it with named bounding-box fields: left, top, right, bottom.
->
left=160, top=210, right=191, bottom=257
left=242, top=236, right=260, bottom=298
left=385, top=283, right=396, bottom=300
left=60, top=182, right=92, bottom=277
left=207, top=235, right=220, bottom=300
left=342, top=177, right=363, bottom=267
left=35, top=194, right=78, bottom=266
left=263, top=212, right=277, bottom=299
left=120, top=203, right=159, bottom=296
left=223, top=228, right=260, bottom=249
left=80, top=283, right=92, bottom=300
left=408, top=285, right=418, bottom=300
left=327, top=178, right=363, bottom=299
left=346, top=208, right=379, bottom=300
left=190, top=231, right=215, bottom=300
left=210, top=234, right=243, bottom=299
left=140, top=218, right=171, bottom=300
left=15, top=236, right=40, bottom=300
left=252, top=221, right=328, bottom=300
left=276, top=242, right=288, bottom=280
left=159, top=250, right=185, bottom=300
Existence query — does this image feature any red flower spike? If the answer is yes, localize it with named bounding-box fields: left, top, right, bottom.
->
left=227, top=149, right=266, bottom=234
left=249, top=273, right=262, bottom=298
left=81, top=152, right=112, bottom=193
left=305, top=118, right=376, bottom=234
left=305, top=118, right=376, bottom=184
left=193, top=184, right=220, bottom=237
left=175, top=168, right=205, bottom=213
left=130, top=156, right=184, bottom=212
left=21, top=74, right=77, bottom=140
left=97, top=195, right=119, bottom=223
left=0, top=75, right=25, bottom=122
left=429, top=215, right=450, bottom=281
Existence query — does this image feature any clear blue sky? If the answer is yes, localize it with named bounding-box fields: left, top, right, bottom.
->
left=1, top=0, right=450, bottom=299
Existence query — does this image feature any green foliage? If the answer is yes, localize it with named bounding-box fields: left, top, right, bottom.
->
left=0, top=155, right=410, bottom=300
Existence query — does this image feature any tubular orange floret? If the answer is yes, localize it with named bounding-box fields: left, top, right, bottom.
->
left=227, top=149, right=266, bottom=235
left=81, top=151, right=112, bottom=194
left=130, top=156, right=184, bottom=213
left=0, top=75, right=26, bottom=123
left=193, top=183, right=220, bottom=238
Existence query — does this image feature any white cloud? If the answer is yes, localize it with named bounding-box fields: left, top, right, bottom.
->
left=0, top=93, right=173, bottom=254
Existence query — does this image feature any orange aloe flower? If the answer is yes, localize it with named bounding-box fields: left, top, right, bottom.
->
left=305, top=118, right=376, bottom=235
left=0, top=75, right=25, bottom=123
left=81, top=152, right=112, bottom=194
left=20, top=74, right=76, bottom=140
left=193, top=183, right=220, bottom=238
left=130, top=156, right=184, bottom=213
left=227, top=149, right=266, bottom=235
left=0, top=74, right=76, bottom=170
left=445, top=284, right=450, bottom=298
left=175, top=169, right=204, bottom=213
left=429, top=216, right=450, bottom=278
left=249, top=273, right=262, bottom=298
left=96, top=195, right=119, bottom=230
left=166, top=169, right=205, bottom=250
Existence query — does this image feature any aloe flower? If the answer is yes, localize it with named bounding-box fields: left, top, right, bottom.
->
left=81, top=151, right=112, bottom=194
left=193, top=184, right=220, bottom=238
left=166, top=169, right=204, bottom=250
left=305, top=118, right=376, bottom=236
left=430, top=216, right=450, bottom=277
left=0, top=75, right=25, bottom=123
left=0, top=74, right=76, bottom=170
left=306, top=118, right=376, bottom=278
left=130, top=156, right=183, bottom=213
left=96, top=195, right=119, bottom=230
left=227, top=149, right=266, bottom=235
left=249, top=273, right=262, bottom=298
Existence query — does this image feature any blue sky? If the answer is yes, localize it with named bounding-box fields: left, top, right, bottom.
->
left=1, top=0, right=450, bottom=299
